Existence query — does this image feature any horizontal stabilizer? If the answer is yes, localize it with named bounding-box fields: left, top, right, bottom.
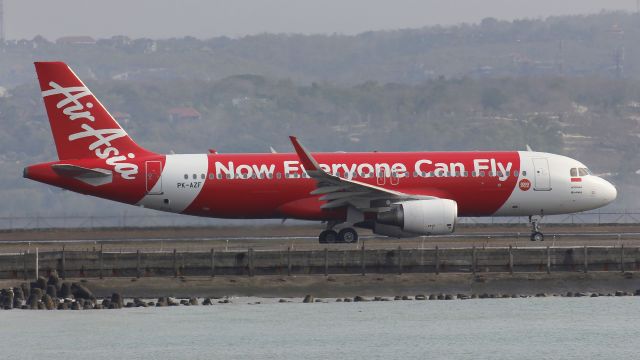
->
left=51, top=164, right=113, bottom=186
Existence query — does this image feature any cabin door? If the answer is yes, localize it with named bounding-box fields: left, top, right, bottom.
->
left=145, top=161, right=163, bottom=194
left=532, top=158, right=551, bottom=191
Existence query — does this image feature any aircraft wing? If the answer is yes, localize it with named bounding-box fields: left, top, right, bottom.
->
left=289, top=136, right=435, bottom=211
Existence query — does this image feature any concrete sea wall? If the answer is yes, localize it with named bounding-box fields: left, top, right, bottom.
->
left=0, top=246, right=638, bottom=280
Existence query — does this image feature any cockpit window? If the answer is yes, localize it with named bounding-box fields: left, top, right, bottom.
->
left=570, top=168, right=578, bottom=177
left=578, top=168, right=589, bottom=176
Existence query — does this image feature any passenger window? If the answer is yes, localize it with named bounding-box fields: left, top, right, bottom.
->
left=513, top=170, right=519, bottom=177
left=522, top=171, right=527, bottom=176
left=184, top=174, right=188, bottom=180
left=276, top=173, right=282, bottom=179
left=192, top=174, right=197, bottom=180
left=217, top=174, right=222, bottom=179
left=578, top=168, right=588, bottom=176
left=208, top=173, right=214, bottom=180
left=201, top=174, right=205, bottom=180
left=570, top=168, right=578, bottom=177
left=480, top=171, right=485, bottom=177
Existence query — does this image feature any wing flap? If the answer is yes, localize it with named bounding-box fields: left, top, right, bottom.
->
left=319, top=191, right=370, bottom=201
left=310, top=185, right=352, bottom=195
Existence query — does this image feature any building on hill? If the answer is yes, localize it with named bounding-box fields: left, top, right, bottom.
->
left=56, top=36, right=96, bottom=45
left=167, top=107, right=202, bottom=121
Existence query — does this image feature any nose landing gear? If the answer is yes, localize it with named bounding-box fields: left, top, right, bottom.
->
left=529, top=215, right=544, bottom=241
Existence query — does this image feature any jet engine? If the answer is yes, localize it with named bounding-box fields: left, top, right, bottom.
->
left=374, top=199, right=457, bottom=237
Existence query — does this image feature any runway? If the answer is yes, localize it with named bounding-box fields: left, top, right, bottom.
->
left=1, top=224, right=640, bottom=252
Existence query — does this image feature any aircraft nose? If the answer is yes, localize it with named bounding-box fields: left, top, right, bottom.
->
left=600, top=179, right=617, bottom=205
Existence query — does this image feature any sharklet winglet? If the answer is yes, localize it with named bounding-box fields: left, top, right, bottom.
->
left=289, top=136, right=320, bottom=172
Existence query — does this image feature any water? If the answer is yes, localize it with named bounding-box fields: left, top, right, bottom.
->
left=1, top=297, right=639, bottom=359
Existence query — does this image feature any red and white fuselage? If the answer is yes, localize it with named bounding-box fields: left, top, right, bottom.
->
left=24, top=62, right=617, bottom=240
left=130, top=151, right=614, bottom=218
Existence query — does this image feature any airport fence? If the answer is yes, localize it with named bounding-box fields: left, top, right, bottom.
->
left=458, top=211, right=640, bottom=225
left=0, top=211, right=639, bottom=230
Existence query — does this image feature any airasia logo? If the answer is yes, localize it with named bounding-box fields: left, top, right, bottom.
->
left=519, top=179, right=531, bottom=191
left=42, top=82, right=138, bottom=180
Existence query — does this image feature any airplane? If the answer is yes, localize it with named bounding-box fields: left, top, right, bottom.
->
left=24, top=62, right=617, bottom=243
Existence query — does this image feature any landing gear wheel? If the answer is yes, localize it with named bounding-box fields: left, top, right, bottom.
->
left=319, top=230, right=338, bottom=244
left=530, top=231, right=544, bottom=242
left=528, top=215, right=544, bottom=242
left=338, top=228, right=358, bottom=243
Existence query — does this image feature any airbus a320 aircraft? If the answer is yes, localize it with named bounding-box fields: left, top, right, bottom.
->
left=24, top=62, right=617, bottom=243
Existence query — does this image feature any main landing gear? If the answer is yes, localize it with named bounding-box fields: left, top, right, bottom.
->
left=529, top=215, right=544, bottom=242
left=318, top=227, right=358, bottom=244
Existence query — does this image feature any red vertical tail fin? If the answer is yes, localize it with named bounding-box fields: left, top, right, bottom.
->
left=34, top=62, right=155, bottom=164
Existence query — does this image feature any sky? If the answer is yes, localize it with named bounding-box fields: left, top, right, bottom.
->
left=3, top=0, right=638, bottom=40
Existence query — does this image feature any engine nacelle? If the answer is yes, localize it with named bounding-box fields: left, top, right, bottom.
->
left=375, top=199, right=458, bottom=236
left=371, top=223, right=417, bottom=238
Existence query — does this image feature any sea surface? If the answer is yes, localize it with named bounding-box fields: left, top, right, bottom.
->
left=1, top=297, right=639, bottom=360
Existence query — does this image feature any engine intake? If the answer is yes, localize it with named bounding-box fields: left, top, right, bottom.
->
left=375, top=199, right=457, bottom=236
